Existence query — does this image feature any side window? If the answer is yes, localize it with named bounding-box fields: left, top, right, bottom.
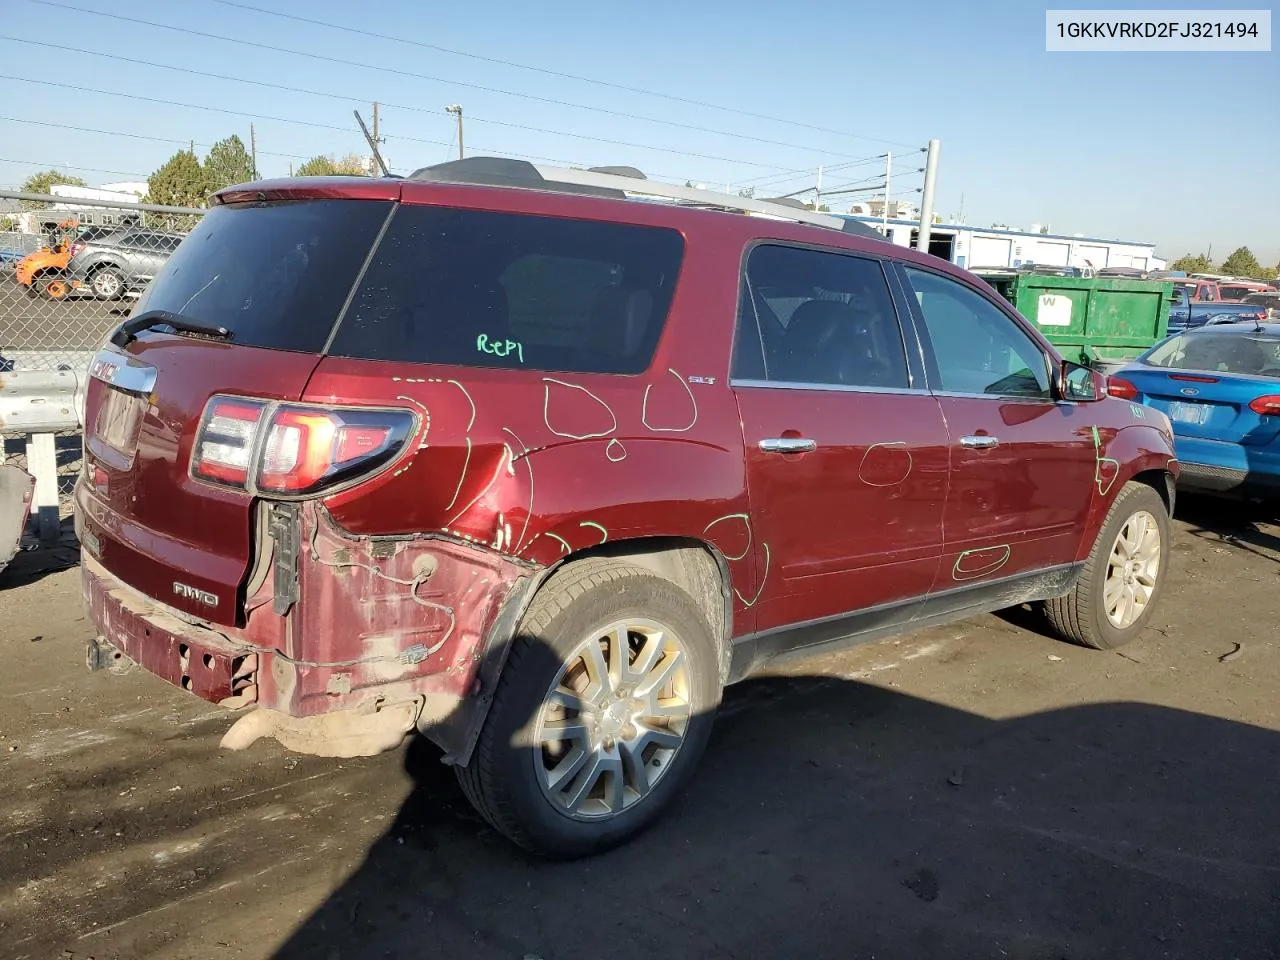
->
left=903, top=267, right=1052, bottom=399
left=733, top=244, right=910, bottom=390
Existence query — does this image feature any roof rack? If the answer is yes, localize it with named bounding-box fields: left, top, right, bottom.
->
left=405, top=156, right=884, bottom=239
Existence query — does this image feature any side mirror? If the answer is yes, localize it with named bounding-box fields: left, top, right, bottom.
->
left=1060, top=361, right=1106, bottom=402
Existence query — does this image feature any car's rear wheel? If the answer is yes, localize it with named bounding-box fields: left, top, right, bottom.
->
left=1043, top=481, right=1170, bottom=649
left=90, top=266, right=125, bottom=300
left=456, top=559, right=720, bottom=859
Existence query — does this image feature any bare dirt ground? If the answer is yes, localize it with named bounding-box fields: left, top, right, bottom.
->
left=1, top=496, right=1278, bottom=960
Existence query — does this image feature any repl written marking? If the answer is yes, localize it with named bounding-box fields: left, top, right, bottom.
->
left=476, top=334, right=525, bottom=363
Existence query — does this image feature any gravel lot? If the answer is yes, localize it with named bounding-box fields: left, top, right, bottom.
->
left=1, top=497, right=1277, bottom=960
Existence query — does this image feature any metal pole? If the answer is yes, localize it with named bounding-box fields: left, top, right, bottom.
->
left=814, top=165, right=822, bottom=211
left=882, top=151, right=892, bottom=237
left=916, top=138, right=940, bottom=253
left=446, top=105, right=465, bottom=160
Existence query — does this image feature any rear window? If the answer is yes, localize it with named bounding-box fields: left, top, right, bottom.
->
left=133, top=200, right=392, bottom=353
left=327, top=205, right=684, bottom=375
left=1144, top=331, right=1280, bottom=378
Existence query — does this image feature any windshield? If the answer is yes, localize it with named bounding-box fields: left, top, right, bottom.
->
left=1144, top=330, right=1280, bottom=378
left=133, top=199, right=392, bottom=353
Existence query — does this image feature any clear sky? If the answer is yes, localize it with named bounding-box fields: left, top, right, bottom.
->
left=2, top=0, right=1277, bottom=263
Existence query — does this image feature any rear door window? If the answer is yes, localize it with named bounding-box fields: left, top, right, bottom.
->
left=328, top=205, right=684, bottom=374
left=133, top=199, right=393, bottom=354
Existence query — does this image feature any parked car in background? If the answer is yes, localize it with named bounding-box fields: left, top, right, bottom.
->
left=75, top=159, right=1178, bottom=858
left=1219, top=280, right=1278, bottom=301
left=14, top=221, right=120, bottom=300
left=1241, top=291, right=1280, bottom=319
left=1165, top=285, right=1267, bottom=332
left=1111, top=323, right=1280, bottom=499
left=65, top=228, right=185, bottom=300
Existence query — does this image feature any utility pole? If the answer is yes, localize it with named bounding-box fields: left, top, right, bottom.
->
left=882, top=151, right=892, bottom=236
left=813, top=165, right=822, bottom=211
left=249, top=123, right=258, bottom=178
left=372, top=102, right=380, bottom=146
left=916, top=138, right=940, bottom=254
left=446, top=104, right=464, bottom=160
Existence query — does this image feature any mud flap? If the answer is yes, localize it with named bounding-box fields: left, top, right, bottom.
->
left=0, top=464, right=35, bottom=574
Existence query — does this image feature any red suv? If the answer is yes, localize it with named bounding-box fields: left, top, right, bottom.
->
left=76, top=159, right=1178, bottom=857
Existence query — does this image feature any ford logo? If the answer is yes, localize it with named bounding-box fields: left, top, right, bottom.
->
left=1180, top=387, right=1199, bottom=396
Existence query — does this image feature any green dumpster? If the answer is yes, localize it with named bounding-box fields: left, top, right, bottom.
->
left=972, top=270, right=1174, bottom=371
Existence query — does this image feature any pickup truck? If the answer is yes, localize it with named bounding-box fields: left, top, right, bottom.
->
left=1166, top=285, right=1268, bottom=332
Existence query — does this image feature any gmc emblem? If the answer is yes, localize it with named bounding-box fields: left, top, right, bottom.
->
left=173, top=582, right=219, bottom=608
left=90, top=359, right=120, bottom=383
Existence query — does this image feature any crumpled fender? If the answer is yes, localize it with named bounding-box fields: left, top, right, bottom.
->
left=0, top=464, right=35, bottom=574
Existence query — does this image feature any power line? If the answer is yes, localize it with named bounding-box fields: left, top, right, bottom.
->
left=207, top=0, right=918, bottom=148
left=0, top=115, right=321, bottom=162
left=1, top=36, right=827, bottom=173
left=23, top=0, right=901, bottom=161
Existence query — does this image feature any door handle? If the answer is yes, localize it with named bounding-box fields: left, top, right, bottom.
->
left=759, top=437, right=817, bottom=454
left=959, top=435, right=999, bottom=449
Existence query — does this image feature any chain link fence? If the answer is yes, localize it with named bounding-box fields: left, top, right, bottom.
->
left=1, top=191, right=204, bottom=532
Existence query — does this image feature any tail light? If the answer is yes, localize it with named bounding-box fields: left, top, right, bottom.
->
left=192, top=396, right=415, bottom=497
left=69, top=241, right=86, bottom=257
left=1107, top=376, right=1138, bottom=400
left=1248, top=395, right=1280, bottom=416
left=1170, top=373, right=1219, bottom=383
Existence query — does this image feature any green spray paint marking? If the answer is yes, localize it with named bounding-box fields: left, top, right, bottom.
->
left=1092, top=425, right=1120, bottom=496
left=476, top=333, right=524, bottom=363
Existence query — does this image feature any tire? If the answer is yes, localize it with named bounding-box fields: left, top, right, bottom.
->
left=40, top=272, right=70, bottom=301
left=90, top=266, right=125, bottom=300
left=1043, top=481, right=1171, bottom=650
left=456, top=559, right=721, bottom=859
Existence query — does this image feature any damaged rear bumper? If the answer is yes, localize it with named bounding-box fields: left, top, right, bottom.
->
left=80, top=505, right=539, bottom=759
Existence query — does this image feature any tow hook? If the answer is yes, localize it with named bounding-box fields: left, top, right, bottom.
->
left=86, top=636, right=135, bottom=675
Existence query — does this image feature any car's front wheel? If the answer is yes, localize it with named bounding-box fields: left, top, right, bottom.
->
left=1043, top=481, right=1171, bottom=649
left=456, top=559, right=721, bottom=858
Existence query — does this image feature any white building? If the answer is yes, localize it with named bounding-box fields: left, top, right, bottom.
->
left=844, top=216, right=1166, bottom=272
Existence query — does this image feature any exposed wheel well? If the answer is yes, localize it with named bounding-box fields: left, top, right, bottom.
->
left=543, top=537, right=732, bottom=682
left=1131, top=468, right=1176, bottom=517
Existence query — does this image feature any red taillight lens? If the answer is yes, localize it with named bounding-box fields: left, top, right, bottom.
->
left=1107, top=376, right=1138, bottom=400
left=1248, top=395, right=1280, bottom=416
left=69, top=242, right=85, bottom=257
left=192, top=395, right=414, bottom=496
left=1170, top=373, right=1219, bottom=383
left=192, top=398, right=265, bottom=486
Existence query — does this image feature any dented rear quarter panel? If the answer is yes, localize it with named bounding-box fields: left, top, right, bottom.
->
left=306, top=200, right=764, bottom=636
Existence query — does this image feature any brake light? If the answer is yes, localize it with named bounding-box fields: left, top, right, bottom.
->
left=69, top=241, right=86, bottom=257
left=1249, top=395, right=1280, bottom=416
left=192, top=395, right=414, bottom=496
left=1170, top=373, right=1219, bottom=383
left=1107, top=376, right=1138, bottom=400
left=193, top=398, right=265, bottom=486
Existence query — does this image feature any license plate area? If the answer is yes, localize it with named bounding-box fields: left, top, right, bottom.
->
left=87, top=385, right=148, bottom=470
left=1167, top=400, right=1211, bottom=425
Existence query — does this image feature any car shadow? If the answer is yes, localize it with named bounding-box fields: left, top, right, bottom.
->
left=0, top=516, right=80, bottom=589
left=272, top=645, right=1280, bottom=960
left=1175, top=493, right=1279, bottom=565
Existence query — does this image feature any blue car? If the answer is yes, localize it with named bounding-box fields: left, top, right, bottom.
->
left=1112, top=323, right=1280, bottom=498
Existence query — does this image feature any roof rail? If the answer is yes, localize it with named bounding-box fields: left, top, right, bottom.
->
left=405, top=156, right=886, bottom=239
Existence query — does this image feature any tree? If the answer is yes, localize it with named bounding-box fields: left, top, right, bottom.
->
left=144, top=149, right=210, bottom=231
left=295, top=153, right=369, bottom=177
left=1218, top=246, right=1263, bottom=278
left=204, top=134, right=256, bottom=191
left=18, top=169, right=87, bottom=209
left=1169, top=253, right=1214, bottom=273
